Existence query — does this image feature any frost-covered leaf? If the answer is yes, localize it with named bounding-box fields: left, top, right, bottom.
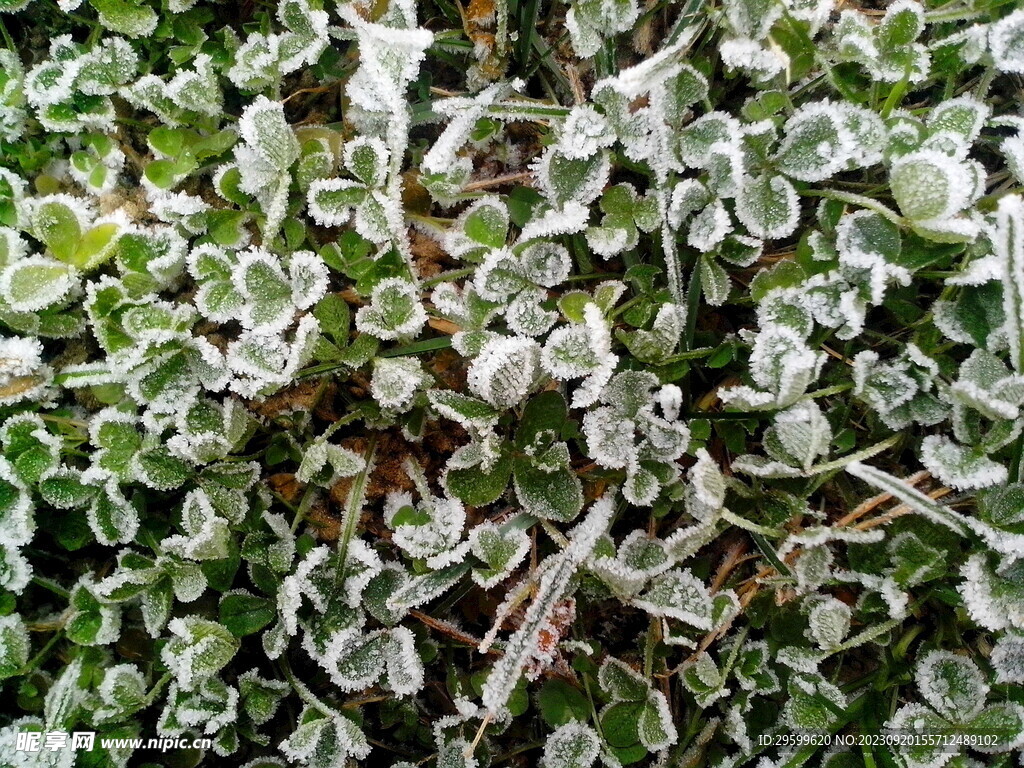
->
left=482, top=495, right=614, bottom=713
left=435, top=736, right=477, bottom=768
left=853, top=345, right=945, bottom=430
left=279, top=706, right=370, bottom=766
left=540, top=721, right=601, bottom=768
left=1, top=413, right=59, bottom=485
left=321, top=628, right=388, bottom=691
left=133, top=445, right=192, bottom=491
left=162, top=489, right=231, bottom=561
left=238, top=669, right=289, bottom=726
left=597, top=657, right=678, bottom=751
left=776, top=102, right=854, bottom=182
left=372, top=356, right=428, bottom=411
left=428, top=390, right=500, bottom=430
left=566, top=0, right=640, bottom=58
left=990, top=9, right=1024, bottom=73
left=383, top=626, right=425, bottom=696
left=94, top=663, right=147, bottom=723
left=735, top=173, right=799, bottom=239
left=239, top=95, right=299, bottom=172
left=66, top=575, right=121, bottom=646
left=887, top=649, right=1024, bottom=765
left=513, top=451, right=584, bottom=522
left=690, top=204, right=731, bottom=257
left=920, top=434, right=1007, bottom=491
left=992, top=634, right=1024, bottom=685
left=1, top=257, right=77, bottom=312
left=467, top=335, right=541, bottom=410
left=536, top=149, right=610, bottom=208
left=355, top=278, right=426, bottom=340
left=763, top=401, right=832, bottom=471
left=90, top=0, right=158, bottom=37
left=386, top=472, right=466, bottom=566
left=783, top=674, right=847, bottom=732
left=699, top=254, right=730, bottom=306
left=887, top=531, right=944, bottom=587
left=723, top=0, right=782, bottom=40
left=686, top=448, right=727, bottom=520
left=680, top=651, right=726, bottom=707
left=234, top=249, right=296, bottom=332
left=558, top=105, right=615, bottom=161
left=519, top=241, right=572, bottom=288
left=0, top=613, right=29, bottom=679
left=915, top=650, right=988, bottom=721
left=43, top=655, right=88, bottom=730
left=443, top=442, right=513, bottom=506
left=929, top=96, right=990, bottom=144
left=890, top=150, right=975, bottom=222
left=161, top=616, right=240, bottom=691
left=720, top=326, right=825, bottom=410
left=678, top=113, right=742, bottom=169
left=995, top=196, right=1024, bottom=373
left=87, top=480, right=139, bottom=546
left=166, top=54, right=222, bottom=117
left=454, top=196, right=508, bottom=253
left=541, top=304, right=616, bottom=408
left=220, top=590, right=275, bottom=637
left=386, top=562, right=471, bottom=614
left=0, top=543, right=30, bottom=593
left=470, top=521, right=530, bottom=588
left=734, top=640, right=779, bottom=693
left=307, top=178, right=368, bottom=228
left=341, top=7, right=432, bottom=117
left=617, top=302, right=683, bottom=364
left=633, top=569, right=716, bottom=629
left=343, top=137, right=389, bottom=188
left=362, top=566, right=409, bottom=627
left=805, top=596, right=851, bottom=651
left=599, top=657, right=649, bottom=702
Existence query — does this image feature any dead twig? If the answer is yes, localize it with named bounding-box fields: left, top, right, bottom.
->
left=409, top=609, right=500, bottom=655
left=834, top=470, right=930, bottom=527
left=463, top=171, right=535, bottom=191
left=280, top=84, right=337, bottom=105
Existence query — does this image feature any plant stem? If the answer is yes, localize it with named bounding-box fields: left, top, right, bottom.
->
left=423, top=267, right=475, bottom=287
left=280, top=656, right=336, bottom=716
left=1012, top=429, right=1024, bottom=484
left=145, top=673, right=172, bottom=705
left=32, top=576, right=70, bottom=599
left=335, top=434, right=377, bottom=588
left=379, top=336, right=453, bottom=357
left=19, top=630, right=63, bottom=675
left=801, top=382, right=854, bottom=400
left=802, top=189, right=905, bottom=227
left=290, top=484, right=319, bottom=533
left=806, top=434, right=901, bottom=475
left=0, top=17, right=15, bottom=51
left=879, top=75, right=909, bottom=119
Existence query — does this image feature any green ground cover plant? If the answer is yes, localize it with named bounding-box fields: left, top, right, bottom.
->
left=0, top=0, right=1023, bottom=765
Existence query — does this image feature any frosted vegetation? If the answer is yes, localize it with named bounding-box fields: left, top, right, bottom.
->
left=0, top=0, right=1022, bottom=765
